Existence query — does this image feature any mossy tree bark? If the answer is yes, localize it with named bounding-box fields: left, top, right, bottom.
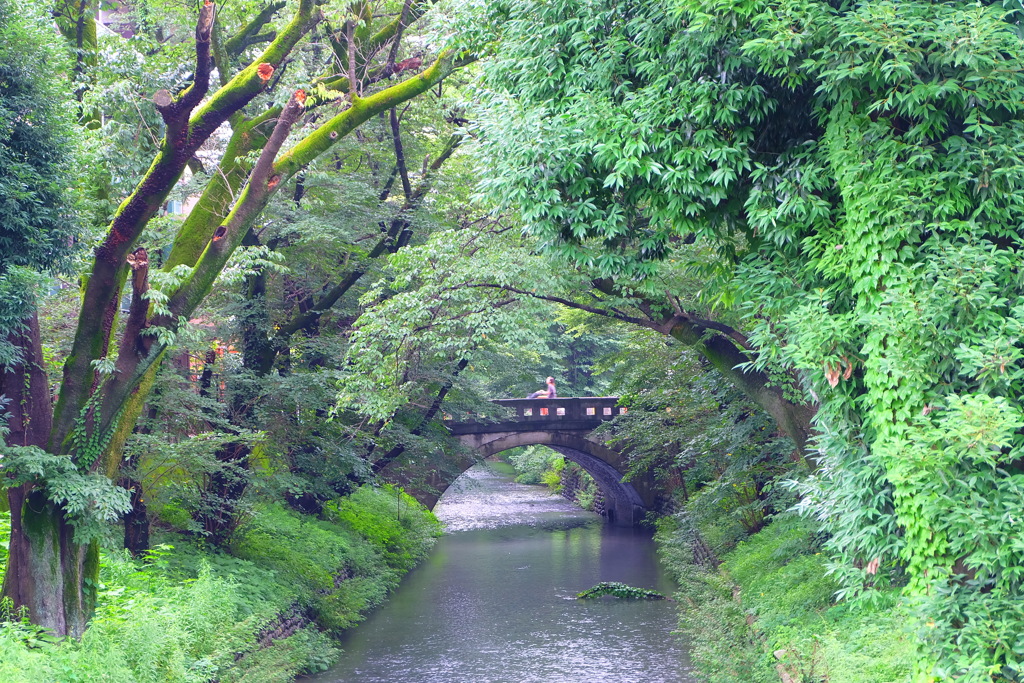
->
left=1, top=314, right=99, bottom=637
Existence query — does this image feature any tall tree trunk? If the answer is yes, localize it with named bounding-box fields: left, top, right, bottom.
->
left=1, top=312, right=98, bottom=636
left=4, top=490, right=98, bottom=637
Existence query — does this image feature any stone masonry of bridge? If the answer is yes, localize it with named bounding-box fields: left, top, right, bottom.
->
left=447, top=397, right=655, bottom=526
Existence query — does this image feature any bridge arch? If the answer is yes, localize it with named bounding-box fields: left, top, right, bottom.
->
left=461, top=429, right=648, bottom=526
left=381, top=398, right=658, bottom=527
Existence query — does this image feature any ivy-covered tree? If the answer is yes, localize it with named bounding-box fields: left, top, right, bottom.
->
left=448, top=0, right=1024, bottom=677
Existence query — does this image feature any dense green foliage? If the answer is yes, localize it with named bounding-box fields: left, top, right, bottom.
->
left=451, top=0, right=1024, bottom=676
left=0, top=0, right=79, bottom=275
left=1, top=0, right=475, bottom=639
left=0, top=486, right=439, bottom=682
left=504, top=446, right=564, bottom=486
left=7, top=0, right=1024, bottom=677
left=0, top=0, right=81, bottom=364
left=658, top=513, right=916, bottom=682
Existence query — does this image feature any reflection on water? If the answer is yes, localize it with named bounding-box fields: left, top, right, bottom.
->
left=434, top=462, right=598, bottom=532
left=307, top=461, right=697, bottom=683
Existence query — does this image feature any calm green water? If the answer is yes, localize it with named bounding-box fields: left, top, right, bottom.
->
left=307, top=462, right=696, bottom=682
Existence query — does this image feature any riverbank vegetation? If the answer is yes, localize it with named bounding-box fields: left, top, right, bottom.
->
left=0, top=486, right=439, bottom=682
left=502, top=446, right=604, bottom=513
left=4, top=0, right=1024, bottom=680
left=657, top=512, right=916, bottom=682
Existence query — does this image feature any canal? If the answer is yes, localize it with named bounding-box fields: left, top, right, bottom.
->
left=307, top=461, right=697, bottom=682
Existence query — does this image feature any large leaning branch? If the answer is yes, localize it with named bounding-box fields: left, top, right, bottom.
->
left=467, top=281, right=818, bottom=465
left=52, top=0, right=322, bottom=451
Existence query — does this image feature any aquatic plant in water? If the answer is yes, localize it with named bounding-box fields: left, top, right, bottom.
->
left=576, top=582, right=665, bottom=600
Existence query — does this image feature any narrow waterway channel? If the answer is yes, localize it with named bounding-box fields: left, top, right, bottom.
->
left=307, top=461, right=697, bottom=682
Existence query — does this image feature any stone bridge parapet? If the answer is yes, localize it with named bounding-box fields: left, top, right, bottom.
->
left=447, top=397, right=627, bottom=435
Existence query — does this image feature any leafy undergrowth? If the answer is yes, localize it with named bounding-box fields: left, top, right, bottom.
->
left=0, top=485, right=440, bottom=683
left=658, top=514, right=915, bottom=683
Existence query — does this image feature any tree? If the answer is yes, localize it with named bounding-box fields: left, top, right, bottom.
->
left=191, top=112, right=467, bottom=537
left=0, top=0, right=81, bottom=358
left=0, top=0, right=468, bottom=635
left=448, top=0, right=1024, bottom=676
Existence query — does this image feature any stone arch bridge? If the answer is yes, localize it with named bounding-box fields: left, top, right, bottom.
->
left=440, top=397, right=656, bottom=526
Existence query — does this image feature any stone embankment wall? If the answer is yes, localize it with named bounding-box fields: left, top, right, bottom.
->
left=252, top=565, right=353, bottom=653
left=559, top=464, right=605, bottom=516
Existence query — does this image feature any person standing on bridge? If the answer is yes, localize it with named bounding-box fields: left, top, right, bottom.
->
left=527, top=376, right=557, bottom=399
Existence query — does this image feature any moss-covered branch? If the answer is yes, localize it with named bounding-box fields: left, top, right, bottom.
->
left=275, top=49, right=458, bottom=178
left=51, top=0, right=321, bottom=451
left=221, top=1, right=286, bottom=59
left=166, top=51, right=463, bottom=323
left=665, top=321, right=815, bottom=467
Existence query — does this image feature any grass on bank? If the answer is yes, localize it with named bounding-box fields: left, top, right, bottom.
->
left=0, top=485, right=441, bottom=683
left=658, top=513, right=916, bottom=683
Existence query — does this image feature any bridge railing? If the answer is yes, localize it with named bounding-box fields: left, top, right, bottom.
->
left=489, top=397, right=626, bottom=422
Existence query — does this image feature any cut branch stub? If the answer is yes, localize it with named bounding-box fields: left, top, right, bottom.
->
left=258, top=63, right=275, bottom=81
left=198, top=0, right=216, bottom=42
left=153, top=89, right=173, bottom=109
left=126, top=247, right=149, bottom=271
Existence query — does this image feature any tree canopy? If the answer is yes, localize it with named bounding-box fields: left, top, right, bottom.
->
left=4, top=0, right=1024, bottom=678
left=443, top=0, right=1024, bottom=677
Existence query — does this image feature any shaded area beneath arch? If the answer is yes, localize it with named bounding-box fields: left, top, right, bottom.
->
left=454, top=430, right=650, bottom=526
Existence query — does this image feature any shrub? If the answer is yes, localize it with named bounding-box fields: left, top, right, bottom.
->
left=0, top=485, right=440, bottom=681
left=327, top=484, right=442, bottom=573
left=506, top=445, right=564, bottom=485
left=659, top=513, right=915, bottom=683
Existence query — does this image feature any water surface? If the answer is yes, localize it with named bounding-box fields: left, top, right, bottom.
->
left=308, top=462, right=696, bottom=682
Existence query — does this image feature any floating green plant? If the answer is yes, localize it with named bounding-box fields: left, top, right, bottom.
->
left=576, top=582, right=665, bottom=600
